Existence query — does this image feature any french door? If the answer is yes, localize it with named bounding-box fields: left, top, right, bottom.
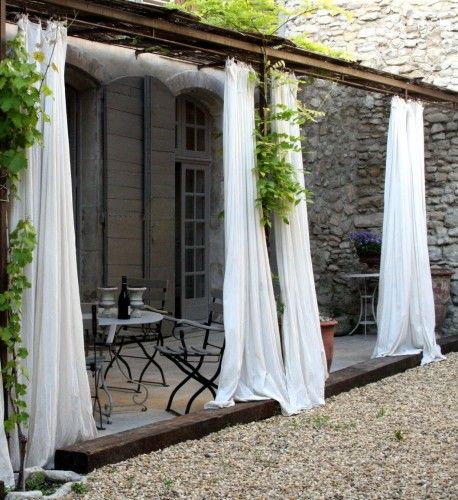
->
left=181, top=162, right=209, bottom=319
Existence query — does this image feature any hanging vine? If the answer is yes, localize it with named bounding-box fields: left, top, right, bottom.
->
left=254, top=66, right=324, bottom=225
left=170, top=0, right=351, bottom=224
left=0, top=34, right=48, bottom=194
left=0, top=32, right=47, bottom=490
left=0, top=220, right=36, bottom=490
left=169, top=0, right=352, bottom=60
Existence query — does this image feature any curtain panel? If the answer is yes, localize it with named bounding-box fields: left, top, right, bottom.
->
left=5, top=18, right=97, bottom=474
left=373, top=97, right=444, bottom=366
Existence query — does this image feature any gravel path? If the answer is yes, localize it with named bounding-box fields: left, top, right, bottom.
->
left=75, top=352, right=458, bottom=499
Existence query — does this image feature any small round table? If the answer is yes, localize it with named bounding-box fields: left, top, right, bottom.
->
left=344, top=273, right=379, bottom=336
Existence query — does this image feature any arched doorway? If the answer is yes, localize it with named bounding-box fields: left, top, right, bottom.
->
left=175, top=96, right=212, bottom=319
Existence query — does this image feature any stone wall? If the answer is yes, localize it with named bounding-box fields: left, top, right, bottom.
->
left=288, top=0, right=458, bottom=91
left=290, top=0, right=458, bottom=334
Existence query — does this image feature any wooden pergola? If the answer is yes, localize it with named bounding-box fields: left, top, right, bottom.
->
left=2, top=0, right=458, bottom=103
left=0, top=0, right=457, bottom=351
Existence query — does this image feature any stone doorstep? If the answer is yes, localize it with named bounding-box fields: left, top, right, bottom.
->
left=55, top=335, right=458, bottom=474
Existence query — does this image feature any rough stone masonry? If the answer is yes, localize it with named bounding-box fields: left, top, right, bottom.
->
left=286, top=0, right=458, bottom=334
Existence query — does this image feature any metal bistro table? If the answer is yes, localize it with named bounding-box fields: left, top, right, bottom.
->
left=344, top=273, right=380, bottom=336
left=83, top=311, right=163, bottom=418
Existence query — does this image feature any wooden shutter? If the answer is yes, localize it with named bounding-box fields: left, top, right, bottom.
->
left=103, top=76, right=175, bottom=312
left=145, top=77, right=176, bottom=313
left=104, top=77, right=144, bottom=286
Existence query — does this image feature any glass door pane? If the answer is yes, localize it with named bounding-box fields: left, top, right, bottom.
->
left=181, top=163, right=208, bottom=319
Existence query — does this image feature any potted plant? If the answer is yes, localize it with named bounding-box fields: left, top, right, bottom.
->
left=319, top=314, right=338, bottom=371
left=349, top=230, right=382, bottom=269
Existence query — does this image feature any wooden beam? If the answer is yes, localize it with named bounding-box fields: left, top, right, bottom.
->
left=13, top=0, right=458, bottom=104
left=55, top=334, right=458, bottom=473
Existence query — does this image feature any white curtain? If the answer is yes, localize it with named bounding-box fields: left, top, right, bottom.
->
left=0, top=375, right=14, bottom=487
left=205, top=60, right=294, bottom=415
left=7, top=18, right=96, bottom=470
left=373, top=96, right=445, bottom=365
left=271, top=76, right=327, bottom=411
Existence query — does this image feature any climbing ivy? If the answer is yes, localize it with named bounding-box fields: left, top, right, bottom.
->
left=169, top=0, right=352, bottom=59
left=170, top=0, right=352, bottom=224
left=255, top=99, right=321, bottom=224
left=0, top=33, right=48, bottom=194
left=0, top=220, right=36, bottom=432
left=0, top=219, right=36, bottom=491
left=0, top=33, right=44, bottom=491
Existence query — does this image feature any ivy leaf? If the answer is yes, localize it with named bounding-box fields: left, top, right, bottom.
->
left=0, top=95, right=21, bottom=112
left=33, top=50, right=45, bottom=64
left=41, top=84, right=53, bottom=97
left=4, top=419, right=14, bottom=433
left=0, top=151, right=27, bottom=174
left=17, top=347, right=28, bottom=358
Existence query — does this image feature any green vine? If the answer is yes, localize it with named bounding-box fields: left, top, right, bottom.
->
left=0, top=219, right=36, bottom=490
left=254, top=68, right=323, bottom=225
left=169, top=0, right=353, bottom=60
left=0, top=33, right=45, bottom=491
left=169, top=0, right=350, bottom=225
left=0, top=33, right=48, bottom=194
left=0, top=219, right=36, bottom=432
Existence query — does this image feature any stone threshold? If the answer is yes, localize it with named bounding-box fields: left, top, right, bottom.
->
left=55, top=334, right=458, bottom=474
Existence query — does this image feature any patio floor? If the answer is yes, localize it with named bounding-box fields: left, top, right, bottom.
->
left=92, top=331, right=377, bottom=436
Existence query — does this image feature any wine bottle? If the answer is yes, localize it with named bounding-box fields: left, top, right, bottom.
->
left=118, top=276, right=130, bottom=320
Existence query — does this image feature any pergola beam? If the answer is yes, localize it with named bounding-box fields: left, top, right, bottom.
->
left=5, top=0, right=458, bottom=104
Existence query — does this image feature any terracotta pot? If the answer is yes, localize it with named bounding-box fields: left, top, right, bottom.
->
left=358, top=254, right=381, bottom=269
left=431, top=267, right=453, bottom=335
left=320, top=320, right=337, bottom=371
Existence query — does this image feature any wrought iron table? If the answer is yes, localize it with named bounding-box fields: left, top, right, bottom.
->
left=83, top=311, right=163, bottom=419
left=344, top=273, right=379, bottom=336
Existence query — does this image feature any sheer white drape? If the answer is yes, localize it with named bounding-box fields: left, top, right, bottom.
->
left=205, top=60, right=294, bottom=415
left=271, top=77, right=327, bottom=411
left=0, top=372, right=14, bottom=487
left=373, top=97, right=444, bottom=365
left=8, top=18, right=96, bottom=469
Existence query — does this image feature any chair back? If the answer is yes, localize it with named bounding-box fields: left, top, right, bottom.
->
left=203, top=289, right=223, bottom=349
left=207, top=288, right=223, bottom=326
left=128, top=278, right=168, bottom=311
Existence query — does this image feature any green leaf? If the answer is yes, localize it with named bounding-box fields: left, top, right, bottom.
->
left=33, top=50, right=45, bottom=64
left=41, top=84, right=53, bottom=97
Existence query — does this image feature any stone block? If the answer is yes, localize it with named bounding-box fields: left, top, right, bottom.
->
left=444, top=211, right=458, bottom=228
left=443, top=244, right=458, bottom=261
left=354, top=213, right=383, bottom=228
left=429, top=246, right=442, bottom=261
left=425, top=112, right=449, bottom=123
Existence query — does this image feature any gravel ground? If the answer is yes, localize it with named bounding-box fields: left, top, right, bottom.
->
left=75, top=353, right=458, bottom=499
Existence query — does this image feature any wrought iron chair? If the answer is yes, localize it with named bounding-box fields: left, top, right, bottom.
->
left=155, top=289, right=225, bottom=415
left=104, top=279, right=169, bottom=388
left=84, top=304, right=112, bottom=430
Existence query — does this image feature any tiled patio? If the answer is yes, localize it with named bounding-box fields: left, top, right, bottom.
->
left=92, top=331, right=377, bottom=436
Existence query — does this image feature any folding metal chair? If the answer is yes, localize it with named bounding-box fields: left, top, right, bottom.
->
left=155, top=290, right=225, bottom=415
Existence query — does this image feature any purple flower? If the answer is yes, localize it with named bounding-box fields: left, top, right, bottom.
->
left=349, top=230, right=382, bottom=256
